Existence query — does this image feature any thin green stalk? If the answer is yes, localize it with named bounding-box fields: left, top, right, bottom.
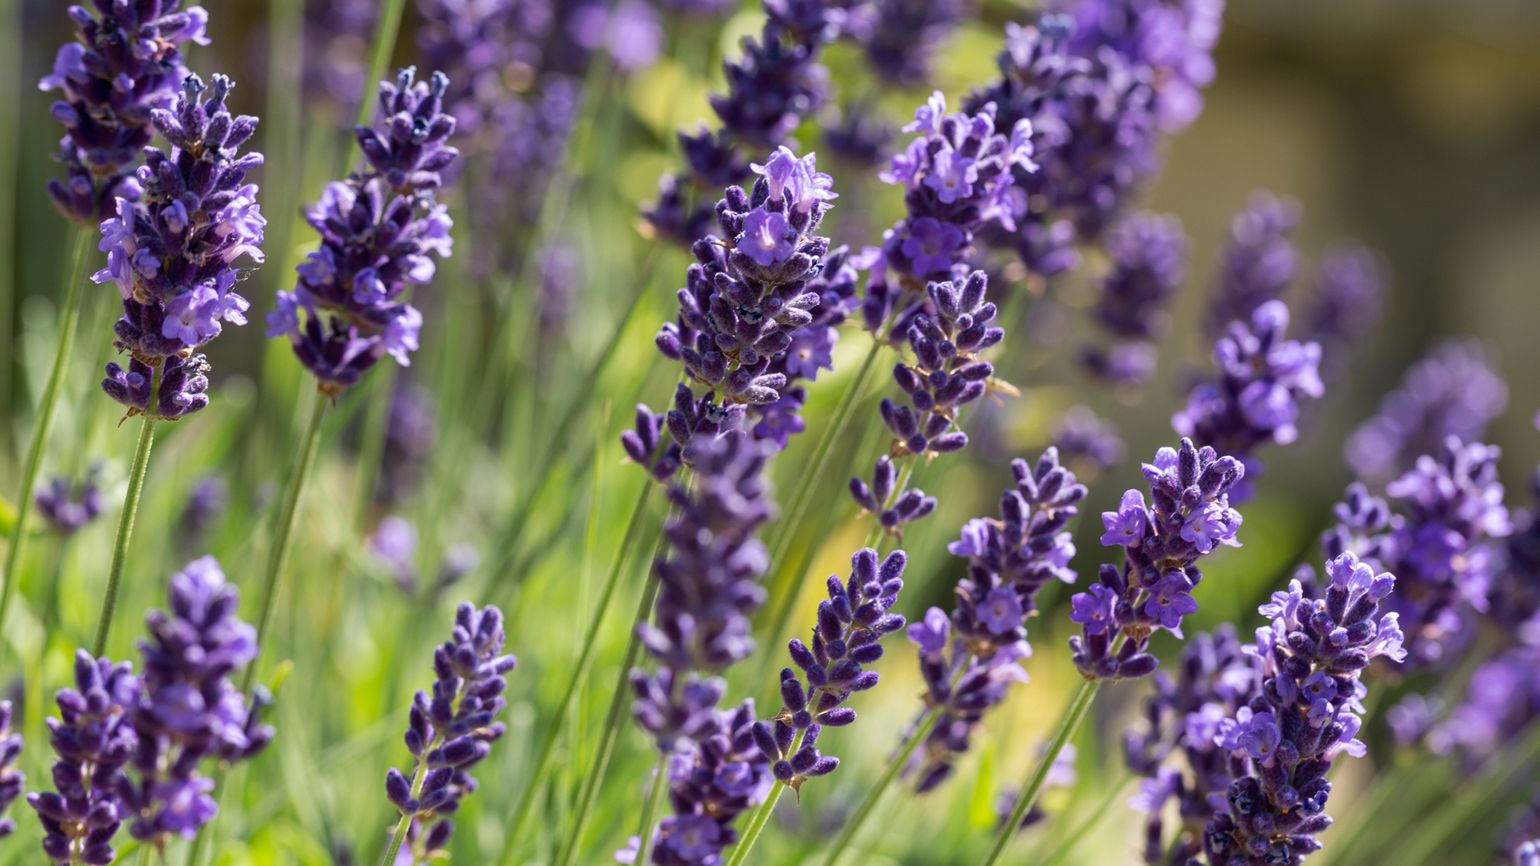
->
left=92, top=413, right=156, bottom=656
left=1037, top=771, right=1135, bottom=866
left=493, top=480, right=657, bottom=866
left=982, top=677, right=1103, bottom=866
left=722, top=730, right=806, bottom=866
left=632, top=752, right=671, bottom=866
left=243, top=395, right=328, bottom=691
left=0, top=227, right=92, bottom=640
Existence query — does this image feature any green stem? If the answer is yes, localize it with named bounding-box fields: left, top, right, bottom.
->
left=494, top=480, right=657, bottom=866
left=379, top=761, right=429, bottom=866
left=243, top=395, right=328, bottom=692
left=354, top=0, right=408, bottom=133
left=92, top=413, right=156, bottom=656
left=632, top=752, right=671, bottom=866
left=981, top=677, right=1103, bottom=866
left=722, top=730, right=806, bottom=866
left=0, top=226, right=92, bottom=640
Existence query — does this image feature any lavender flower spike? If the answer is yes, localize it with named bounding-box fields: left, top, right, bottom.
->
left=95, top=73, right=265, bottom=420
left=29, top=652, right=141, bottom=865
left=0, top=701, right=20, bottom=838
left=40, top=0, right=209, bottom=223
left=1203, top=553, right=1405, bottom=865
left=384, top=603, right=515, bottom=862
left=1083, top=212, right=1188, bottom=386
left=268, top=68, right=457, bottom=395
left=909, top=449, right=1086, bottom=792
left=752, top=549, right=908, bottom=792
left=1069, top=438, right=1245, bottom=680
left=1206, top=192, right=1299, bottom=337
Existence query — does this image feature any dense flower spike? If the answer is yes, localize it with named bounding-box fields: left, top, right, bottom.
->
left=120, top=558, right=271, bottom=844
left=1124, top=626, right=1255, bottom=865
left=1203, top=553, right=1406, bottom=865
left=0, top=701, right=20, bottom=838
left=907, top=450, right=1085, bottom=792
left=631, top=432, right=775, bottom=750
left=1173, top=300, right=1324, bottom=498
left=1345, top=340, right=1507, bottom=484
left=1082, top=212, right=1187, bottom=385
left=853, top=0, right=971, bottom=86
left=35, top=467, right=105, bottom=535
left=864, top=92, right=1035, bottom=332
left=1325, top=439, right=1512, bottom=670
left=268, top=68, right=457, bottom=394
left=629, top=147, right=837, bottom=465
left=1061, top=0, right=1225, bottom=132
left=40, top=0, right=209, bottom=223
left=1069, top=438, right=1245, bottom=680
left=1304, top=245, right=1387, bottom=379
left=29, top=652, right=141, bottom=865
left=384, top=604, right=516, bottom=861
left=94, top=74, right=265, bottom=420
left=753, top=549, right=908, bottom=791
left=1206, top=192, right=1300, bottom=337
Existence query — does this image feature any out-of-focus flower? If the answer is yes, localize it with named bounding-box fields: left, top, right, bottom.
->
left=178, top=476, right=228, bottom=553
left=1052, top=405, right=1125, bottom=478
left=1082, top=212, right=1186, bottom=386
left=1206, top=192, right=1299, bottom=338
left=1061, top=0, right=1225, bottom=132
left=35, top=467, right=105, bottom=535
left=850, top=0, right=972, bottom=87
left=1304, top=245, right=1387, bottom=379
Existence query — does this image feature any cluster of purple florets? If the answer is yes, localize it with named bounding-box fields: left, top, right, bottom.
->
left=1202, top=553, right=1406, bottom=866
left=96, top=74, right=265, bottom=421
left=40, top=0, right=210, bottom=224
left=906, top=449, right=1085, bottom=793
left=1060, top=0, right=1224, bottom=133
left=35, top=467, right=106, bottom=535
left=752, top=549, right=908, bottom=792
left=850, top=0, right=971, bottom=87
left=1069, top=438, right=1245, bottom=680
left=1082, top=211, right=1188, bottom=386
left=1206, top=192, right=1299, bottom=337
left=384, top=604, right=516, bottom=862
left=268, top=68, right=457, bottom=394
left=29, top=559, right=270, bottom=863
left=0, top=701, right=20, bottom=838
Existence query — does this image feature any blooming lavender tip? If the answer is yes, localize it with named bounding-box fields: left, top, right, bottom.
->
left=1069, top=438, right=1245, bottom=680
left=385, top=603, right=515, bottom=860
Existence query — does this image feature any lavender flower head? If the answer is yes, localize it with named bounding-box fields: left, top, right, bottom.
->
left=1203, top=553, right=1405, bottom=865
left=120, top=557, right=271, bottom=844
left=851, top=0, right=972, bottom=87
left=35, top=467, right=106, bottom=535
left=752, top=549, right=908, bottom=792
left=40, top=0, right=209, bottom=223
left=907, top=449, right=1085, bottom=792
left=95, top=74, right=265, bottom=421
left=1083, top=211, right=1187, bottom=386
left=29, top=652, right=141, bottom=865
left=1174, top=300, right=1324, bottom=498
left=1304, top=245, right=1387, bottom=378
left=1069, top=438, right=1245, bottom=680
left=1061, top=0, right=1225, bottom=132
left=1518, top=839, right=1540, bottom=866
left=384, top=603, right=515, bottom=861
left=0, top=701, right=20, bottom=838
left=268, top=68, right=457, bottom=394
left=624, top=147, right=835, bottom=472
left=1206, top=192, right=1299, bottom=336
left=1345, top=340, right=1507, bottom=484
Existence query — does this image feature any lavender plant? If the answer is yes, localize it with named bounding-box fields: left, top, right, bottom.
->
left=0, top=701, right=20, bottom=839
left=1082, top=211, right=1188, bottom=386
left=1206, top=192, right=1300, bottom=337
left=34, top=468, right=105, bottom=535
left=852, top=0, right=972, bottom=87
left=1052, top=405, right=1126, bottom=478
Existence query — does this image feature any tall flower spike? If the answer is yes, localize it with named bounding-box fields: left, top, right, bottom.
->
left=753, top=549, right=908, bottom=792
left=269, top=68, right=456, bottom=394
left=1068, top=438, right=1246, bottom=680
left=29, top=652, right=141, bottom=865
left=1203, top=553, right=1405, bottom=865
left=1173, top=300, right=1324, bottom=500
left=628, top=147, right=837, bottom=468
left=40, top=1, right=209, bottom=223
left=1082, top=211, right=1187, bottom=387
left=119, top=557, right=271, bottom=844
left=384, top=603, right=515, bottom=862
left=94, top=73, right=265, bottom=420
left=0, top=701, right=20, bottom=838
left=1206, top=192, right=1299, bottom=337
left=908, top=449, right=1085, bottom=792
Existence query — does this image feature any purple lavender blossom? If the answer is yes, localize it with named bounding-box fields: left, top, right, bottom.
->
left=1304, top=245, right=1387, bottom=379
left=567, top=0, right=662, bottom=72
left=40, top=0, right=209, bottom=224
left=1203, top=553, right=1405, bottom=865
left=371, top=516, right=421, bottom=592
left=35, top=467, right=105, bottom=535
left=120, top=557, right=272, bottom=844
left=851, top=0, right=972, bottom=86
left=753, top=549, right=907, bottom=792
left=94, top=74, right=264, bottom=420
left=268, top=68, right=457, bottom=394
left=1206, top=192, right=1300, bottom=337
left=631, top=432, right=775, bottom=751
left=627, top=147, right=836, bottom=469
left=1174, top=300, right=1324, bottom=499
left=1068, top=438, right=1246, bottom=680
left=1518, top=839, right=1540, bottom=866
left=384, top=603, right=516, bottom=861
left=908, top=450, right=1085, bottom=792
left=1493, top=469, right=1540, bottom=635
left=0, top=701, right=20, bottom=838
left=29, top=652, right=141, bottom=865
left=1345, top=340, right=1507, bottom=484
left=1052, top=405, right=1125, bottom=478
left=417, top=0, right=551, bottom=137
left=1082, top=211, right=1187, bottom=386
left=1427, top=644, right=1540, bottom=766
left=1061, top=0, right=1225, bottom=132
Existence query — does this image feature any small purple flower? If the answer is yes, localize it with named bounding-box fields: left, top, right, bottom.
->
left=979, top=587, right=1025, bottom=635
left=1100, top=490, right=1149, bottom=548
left=35, top=467, right=105, bottom=535
left=907, top=607, right=952, bottom=655
left=1070, top=584, right=1117, bottom=636
left=1082, top=211, right=1187, bottom=385
left=1145, top=574, right=1199, bottom=631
